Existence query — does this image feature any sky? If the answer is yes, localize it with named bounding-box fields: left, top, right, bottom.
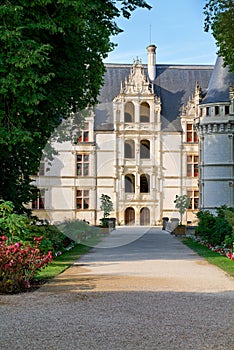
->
left=104, top=0, right=218, bottom=65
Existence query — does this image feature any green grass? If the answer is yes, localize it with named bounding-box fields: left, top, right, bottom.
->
left=35, top=234, right=102, bottom=281
left=183, top=237, right=234, bottom=278
left=35, top=244, right=90, bottom=281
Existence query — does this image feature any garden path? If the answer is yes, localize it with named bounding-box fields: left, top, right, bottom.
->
left=0, top=227, right=234, bottom=349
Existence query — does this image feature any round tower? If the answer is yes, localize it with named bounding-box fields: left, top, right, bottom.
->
left=195, top=57, right=234, bottom=212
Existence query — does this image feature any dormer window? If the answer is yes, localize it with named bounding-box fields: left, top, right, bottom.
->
left=78, top=123, right=89, bottom=142
left=186, top=123, right=198, bottom=142
left=225, top=106, right=230, bottom=115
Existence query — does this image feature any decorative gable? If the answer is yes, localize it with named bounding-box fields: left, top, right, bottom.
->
left=120, top=58, right=153, bottom=95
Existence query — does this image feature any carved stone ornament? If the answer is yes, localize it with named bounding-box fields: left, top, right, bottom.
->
left=121, top=59, right=153, bottom=95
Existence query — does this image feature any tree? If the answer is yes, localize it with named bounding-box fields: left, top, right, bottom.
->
left=174, top=194, right=191, bottom=225
left=204, top=0, right=234, bottom=72
left=100, top=194, right=114, bottom=219
left=0, top=0, right=151, bottom=212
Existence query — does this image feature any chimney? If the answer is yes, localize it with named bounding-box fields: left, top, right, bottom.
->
left=147, top=44, right=156, bottom=81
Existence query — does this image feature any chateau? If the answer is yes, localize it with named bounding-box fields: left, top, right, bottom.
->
left=33, top=45, right=234, bottom=226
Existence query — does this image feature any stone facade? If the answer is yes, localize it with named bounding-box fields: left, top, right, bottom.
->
left=32, top=45, right=222, bottom=226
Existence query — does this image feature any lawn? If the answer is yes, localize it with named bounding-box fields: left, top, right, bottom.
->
left=183, top=237, right=234, bottom=278
left=35, top=234, right=102, bottom=281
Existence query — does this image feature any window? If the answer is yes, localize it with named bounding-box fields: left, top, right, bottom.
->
left=215, top=106, right=219, bottom=115
left=124, top=140, right=135, bottom=158
left=140, top=102, right=150, bottom=123
left=76, top=154, right=89, bottom=176
left=124, top=102, right=134, bottom=122
left=32, top=189, right=45, bottom=210
left=187, top=190, right=199, bottom=210
left=76, top=189, right=89, bottom=209
left=78, top=123, right=89, bottom=142
left=140, top=174, right=150, bottom=193
left=187, top=155, right=199, bottom=177
left=125, top=174, right=135, bottom=193
left=186, top=123, right=198, bottom=142
left=206, top=107, right=210, bottom=116
left=140, top=140, right=150, bottom=159
left=225, top=106, right=230, bottom=115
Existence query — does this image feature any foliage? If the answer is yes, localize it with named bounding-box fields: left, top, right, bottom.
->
left=223, top=209, right=234, bottom=248
left=0, top=200, right=30, bottom=241
left=174, top=194, right=190, bottom=225
left=26, top=224, right=70, bottom=254
left=195, top=206, right=234, bottom=246
left=0, top=200, right=72, bottom=254
left=100, top=194, right=114, bottom=219
left=0, top=0, right=151, bottom=211
left=0, top=235, right=53, bottom=294
left=99, top=218, right=110, bottom=228
left=195, top=210, right=216, bottom=240
left=57, top=219, right=99, bottom=244
left=204, top=0, right=234, bottom=72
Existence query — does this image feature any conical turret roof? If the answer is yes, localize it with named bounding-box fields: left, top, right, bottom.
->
left=201, top=56, right=234, bottom=104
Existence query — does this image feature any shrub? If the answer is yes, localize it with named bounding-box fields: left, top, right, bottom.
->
left=223, top=209, right=234, bottom=249
left=0, top=200, right=31, bottom=242
left=195, top=206, right=234, bottom=247
left=0, top=200, right=71, bottom=254
left=57, top=219, right=98, bottom=244
left=212, top=216, right=232, bottom=246
left=0, top=236, right=53, bottom=294
left=195, top=210, right=216, bottom=241
left=26, top=224, right=71, bottom=254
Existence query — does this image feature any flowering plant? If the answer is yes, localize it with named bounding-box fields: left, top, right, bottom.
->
left=0, top=235, right=52, bottom=294
left=192, top=236, right=234, bottom=261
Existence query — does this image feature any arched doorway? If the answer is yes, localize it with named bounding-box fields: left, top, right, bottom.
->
left=125, top=207, right=135, bottom=225
left=140, top=207, right=150, bottom=225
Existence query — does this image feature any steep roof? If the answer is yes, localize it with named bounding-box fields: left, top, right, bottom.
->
left=201, top=56, right=234, bottom=104
left=95, top=63, right=213, bottom=131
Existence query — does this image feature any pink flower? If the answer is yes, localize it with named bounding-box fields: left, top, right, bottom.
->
left=14, top=242, right=22, bottom=248
left=34, top=236, right=44, bottom=242
left=0, top=235, right=8, bottom=241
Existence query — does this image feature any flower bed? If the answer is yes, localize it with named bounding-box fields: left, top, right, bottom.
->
left=191, top=236, right=234, bottom=261
left=0, top=235, right=53, bottom=294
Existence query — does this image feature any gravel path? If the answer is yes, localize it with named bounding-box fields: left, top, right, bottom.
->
left=0, top=228, right=234, bottom=350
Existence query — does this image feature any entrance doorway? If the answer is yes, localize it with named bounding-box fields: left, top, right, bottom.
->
left=140, top=207, right=150, bottom=225
left=125, top=207, right=135, bottom=225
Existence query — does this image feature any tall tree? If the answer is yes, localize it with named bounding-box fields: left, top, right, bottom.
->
left=0, top=0, right=151, bottom=212
left=204, top=0, right=234, bottom=72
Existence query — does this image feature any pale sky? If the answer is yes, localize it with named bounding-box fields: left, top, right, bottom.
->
left=104, top=0, right=217, bottom=65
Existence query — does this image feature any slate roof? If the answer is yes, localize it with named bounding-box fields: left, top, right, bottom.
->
left=95, top=63, right=214, bottom=131
left=201, top=56, right=234, bottom=104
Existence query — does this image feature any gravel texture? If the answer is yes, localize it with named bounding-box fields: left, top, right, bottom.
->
left=0, top=228, right=234, bottom=350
